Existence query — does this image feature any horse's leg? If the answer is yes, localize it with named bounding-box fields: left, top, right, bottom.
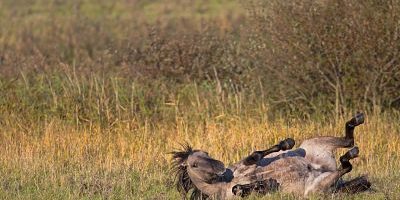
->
left=232, top=178, right=280, bottom=197
left=300, top=113, right=365, bottom=171
left=304, top=147, right=359, bottom=196
left=323, top=112, right=365, bottom=148
left=243, top=138, right=295, bottom=166
left=338, top=146, right=359, bottom=174
left=344, top=112, right=365, bottom=147
left=334, top=176, right=371, bottom=194
left=303, top=112, right=365, bottom=149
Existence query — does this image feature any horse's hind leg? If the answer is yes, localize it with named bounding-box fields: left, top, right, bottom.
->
left=242, top=138, right=295, bottom=166
left=302, top=112, right=365, bottom=149
left=333, top=147, right=372, bottom=193
left=300, top=113, right=365, bottom=171
left=335, top=176, right=371, bottom=194
left=344, top=112, right=365, bottom=147
left=316, top=112, right=365, bottom=149
left=338, top=146, right=359, bottom=175
left=304, top=147, right=360, bottom=196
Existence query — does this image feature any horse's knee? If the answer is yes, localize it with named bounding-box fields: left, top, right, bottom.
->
left=243, top=152, right=263, bottom=165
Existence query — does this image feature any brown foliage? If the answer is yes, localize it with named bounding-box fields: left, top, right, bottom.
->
left=1, top=0, right=400, bottom=117
left=249, top=0, right=400, bottom=115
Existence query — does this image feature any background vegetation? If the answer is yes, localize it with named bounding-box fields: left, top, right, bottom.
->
left=0, top=0, right=399, bottom=199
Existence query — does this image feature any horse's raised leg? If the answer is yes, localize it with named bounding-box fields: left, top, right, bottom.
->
left=339, top=146, right=359, bottom=174
left=344, top=112, right=365, bottom=147
left=243, top=138, right=295, bottom=166
left=304, top=147, right=360, bottom=196
left=299, top=113, right=365, bottom=171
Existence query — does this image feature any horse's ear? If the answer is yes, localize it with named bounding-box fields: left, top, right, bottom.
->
left=172, top=156, right=187, bottom=167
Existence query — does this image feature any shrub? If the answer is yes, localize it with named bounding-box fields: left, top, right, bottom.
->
left=248, top=0, right=400, bottom=116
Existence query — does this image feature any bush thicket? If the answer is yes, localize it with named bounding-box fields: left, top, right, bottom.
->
left=1, top=0, right=399, bottom=120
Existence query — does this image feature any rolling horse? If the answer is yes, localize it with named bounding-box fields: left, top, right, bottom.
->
left=170, top=113, right=371, bottom=199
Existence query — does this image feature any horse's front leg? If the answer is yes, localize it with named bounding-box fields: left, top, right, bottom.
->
left=243, top=138, right=295, bottom=166
left=232, top=178, right=280, bottom=197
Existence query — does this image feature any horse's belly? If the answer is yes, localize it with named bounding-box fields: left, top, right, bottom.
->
left=256, top=157, right=310, bottom=194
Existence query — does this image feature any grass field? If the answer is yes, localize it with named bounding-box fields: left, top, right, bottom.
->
left=1, top=0, right=400, bottom=199
left=1, top=74, right=399, bottom=199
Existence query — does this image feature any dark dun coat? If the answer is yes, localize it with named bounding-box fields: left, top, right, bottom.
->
left=171, top=113, right=371, bottom=199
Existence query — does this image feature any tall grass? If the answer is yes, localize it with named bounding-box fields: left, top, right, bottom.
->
left=1, top=72, right=400, bottom=199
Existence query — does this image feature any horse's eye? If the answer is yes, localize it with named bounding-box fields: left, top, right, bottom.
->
left=192, top=163, right=198, bottom=168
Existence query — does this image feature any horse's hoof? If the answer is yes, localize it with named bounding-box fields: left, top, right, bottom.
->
left=352, top=112, right=365, bottom=126
left=232, top=185, right=244, bottom=196
left=279, top=138, right=295, bottom=150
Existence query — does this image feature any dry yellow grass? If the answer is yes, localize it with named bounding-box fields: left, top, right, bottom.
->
left=1, top=110, right=399, bottom=199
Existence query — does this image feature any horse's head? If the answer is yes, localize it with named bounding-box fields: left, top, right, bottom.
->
left=186, top=150, right=226, bottom=182
left=171, top=144, right=226, bottom=198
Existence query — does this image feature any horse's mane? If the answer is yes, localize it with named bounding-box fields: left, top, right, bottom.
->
left=170, top=144, right=209, bottom=200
